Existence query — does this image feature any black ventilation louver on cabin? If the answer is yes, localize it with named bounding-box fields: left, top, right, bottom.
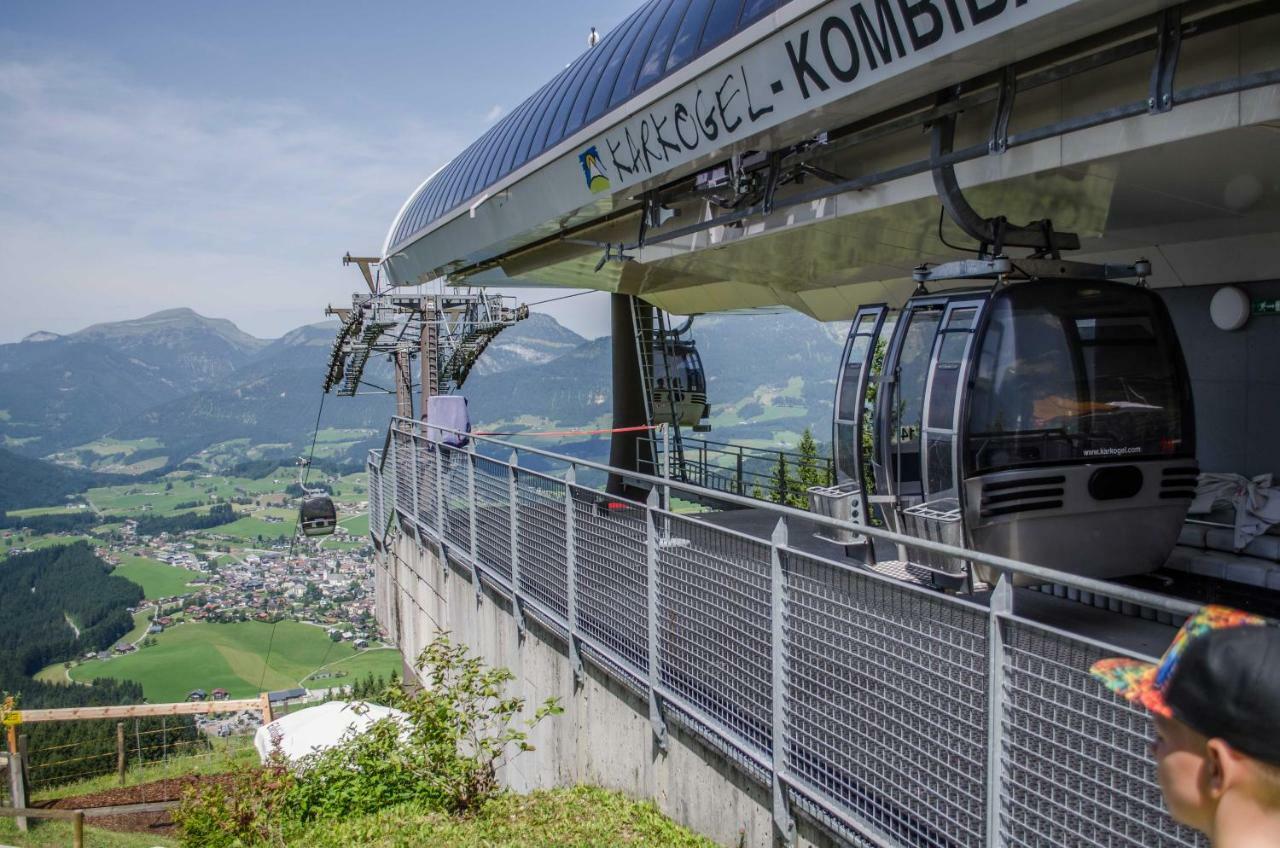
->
left=979, top=475, right=1066, bottom=518
left=1160, top=465, right=1200, bottom=500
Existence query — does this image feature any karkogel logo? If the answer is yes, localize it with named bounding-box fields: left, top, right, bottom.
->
left=578, top=146, right=610, bottom=193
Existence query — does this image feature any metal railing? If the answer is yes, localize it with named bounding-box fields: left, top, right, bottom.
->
left=637, top=433, right=836, bottom=498
left=369, top=416, right=1220, bottom=848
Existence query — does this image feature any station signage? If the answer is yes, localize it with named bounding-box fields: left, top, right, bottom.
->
left=580, top=0, right=1075, bottom=195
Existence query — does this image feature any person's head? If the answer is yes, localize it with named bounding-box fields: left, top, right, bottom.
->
left=1092, top=605, right=1280, bottom=840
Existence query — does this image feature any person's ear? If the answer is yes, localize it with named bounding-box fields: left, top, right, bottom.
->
left=1204, top=738, right=1242, bottom=799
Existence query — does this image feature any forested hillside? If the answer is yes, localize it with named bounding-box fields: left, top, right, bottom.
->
left=0, top=542, right=142, bottom=691
left=0, top=447, right=121, bottom=513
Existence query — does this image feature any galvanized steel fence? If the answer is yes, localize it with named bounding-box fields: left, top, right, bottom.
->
left=370, top=418, right=1213, bottom=848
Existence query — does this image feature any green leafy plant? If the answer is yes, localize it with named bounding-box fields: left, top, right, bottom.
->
left=174, top=635, right=561, bottom=845
left=172, top=737, right=295, bottom=848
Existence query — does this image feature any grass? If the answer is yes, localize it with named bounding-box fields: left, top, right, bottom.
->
left=0, top=740, right=259, bottom=847
left=0, top=817, right=177, bottom=847
left=2, top=770, right=713, bottom=848
left=112, top=556, right=201, bottom=599
left=315, top=428, right=377, bottom=443
left=296, top=786, right=715, bottom=848
left=5, top=534, right=96, bottom=552
left=203, top=517, right=291, bottom=543
left=337, top=512, right=368, bottom=537
left=301, top=647, right=401, bottom=688
left=67, top=621, right=401, bottom=702
left=33, top=737, right=258, bottom=803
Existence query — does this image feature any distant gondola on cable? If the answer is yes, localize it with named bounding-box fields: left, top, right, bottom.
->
left=294, top=458, right=337, bottom=537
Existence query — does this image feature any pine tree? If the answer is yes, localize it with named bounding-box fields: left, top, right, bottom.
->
left=770, top=453, right=790, bottom=505
left=794, top=428, right=827, bottom=506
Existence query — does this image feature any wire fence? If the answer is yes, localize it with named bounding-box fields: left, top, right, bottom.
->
left=17, top=710, right=263, bottom=793
left=370, top=418, right=1233, bottom=848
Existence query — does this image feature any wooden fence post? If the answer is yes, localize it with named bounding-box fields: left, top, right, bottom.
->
left=7, top=752, right=27, bottom=832
left=117, top=722, right=127, bottom=785
left=5, top=725, right=15, bottom=755
left=73, top=810, right=84, bottom=848
left=259, top=692, right=273, bottom=725
left=16, top=735, right=28, bottom=790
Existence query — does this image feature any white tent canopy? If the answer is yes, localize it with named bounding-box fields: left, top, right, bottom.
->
left=253, top=700, right=408, bottom=763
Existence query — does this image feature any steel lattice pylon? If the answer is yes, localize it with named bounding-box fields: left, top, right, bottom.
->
left=323, top=256, right=527, bottom=402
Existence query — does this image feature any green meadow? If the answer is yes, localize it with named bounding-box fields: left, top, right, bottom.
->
left=111, top=555, right=202, bottom=599
left=67, top=620, right=400, bottom=702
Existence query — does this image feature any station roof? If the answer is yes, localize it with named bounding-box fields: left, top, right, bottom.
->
left=387, top=0, right=791, bottom=253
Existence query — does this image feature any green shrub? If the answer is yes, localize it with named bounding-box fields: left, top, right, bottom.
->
left=173, top=634, right=561, bottom=846
left=171, top=752, right=295, bottom=848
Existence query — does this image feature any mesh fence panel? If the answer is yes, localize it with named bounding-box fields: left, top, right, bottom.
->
left=380, top=445, right=395, bottom=534
left=516, top=471, right=569, bottom=619
left=656, top=514, right=772, bottom=757
left=785, top=553, right=989, bottom=848
left=571, top=491, right=648, bottom=675
left=393, top=430, right=414, bottom=522
left=1000, top=621, right=1204, bottom=848
left=474, top=456, right=513, bottom=582
left=415, top=438, right=438, bottom=531
left=440, top=446, right=473, bottom=556
left=367, top=457, right=383, bottom=537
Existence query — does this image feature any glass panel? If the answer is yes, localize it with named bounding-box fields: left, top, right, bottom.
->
left=866, top=311, right=897, bottom=510
left=836, top=422, right=859, bottom=483
left=926, top=332, right=969, bottom=429
left=926, top=434, right=955, bottom=496
left=947, top=306, right=977, bottom=330
left=966, top=282, right=1189, bottom=474
left=698, top=0, right=744, bottom=50
left=483, top=102, right=534, bottom=187
left=585, top=5, right=654, bottom=124
left=738, top=0, right=777, bottom=26
left=855, top=312, right=879, bottom=335
left=837, top=336, right=870, bottom=420
left=564, top=10, right=643, bottom=138
left=637, top=0, right=694, bottom=91
left=666, top=0, right=712, bottom=72
left=609, top=0, right=669, bottom=109
left=530, top=57, right=587, bottom=155
left=509, top=77, right=563, bottom=172
left=890, top=308, right=943, bottom=487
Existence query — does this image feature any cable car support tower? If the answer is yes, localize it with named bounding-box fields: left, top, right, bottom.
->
left=323, top=254, right=528, bottom=417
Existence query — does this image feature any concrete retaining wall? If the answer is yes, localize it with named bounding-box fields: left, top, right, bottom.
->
left=376, top=528, right=839, bottom=848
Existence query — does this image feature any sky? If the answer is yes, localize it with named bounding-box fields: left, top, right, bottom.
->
left=0, top=0, right=639, bottom=342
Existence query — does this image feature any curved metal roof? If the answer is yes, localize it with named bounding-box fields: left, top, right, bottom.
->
left=387, top=0, right=790, bottom=254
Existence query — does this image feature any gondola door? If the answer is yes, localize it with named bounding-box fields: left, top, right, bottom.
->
left=874, top=300, right=948, bottom=532
left=833, top=305, right=888, bottom=527
left=919, top=299, right=985, bottom=507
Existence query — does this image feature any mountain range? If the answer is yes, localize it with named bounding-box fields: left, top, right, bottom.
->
left=1, top=306, right=846, bottom=474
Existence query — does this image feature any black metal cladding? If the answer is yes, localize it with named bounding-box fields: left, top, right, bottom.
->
left=388, top=0, right=790, bottom=252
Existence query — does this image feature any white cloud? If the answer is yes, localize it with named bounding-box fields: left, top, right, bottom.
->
left=483, top=103, right=504, bottom=123
left=0, top=55, right=467, bottom=341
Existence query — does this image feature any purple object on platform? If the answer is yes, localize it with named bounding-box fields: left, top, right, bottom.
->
left=425, top=395, right=471, bottom=447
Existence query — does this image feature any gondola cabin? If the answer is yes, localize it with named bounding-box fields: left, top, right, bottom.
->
left=832, top=258, right=1197, bottom=586
left=650, top=338, right=710, bottom=431
left=299, top=495, right=337, bottom=537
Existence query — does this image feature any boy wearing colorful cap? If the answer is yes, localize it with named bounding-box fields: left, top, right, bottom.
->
left=1091, top=605, right=1280, bottom=847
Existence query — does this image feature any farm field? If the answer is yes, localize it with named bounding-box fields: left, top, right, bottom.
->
left=205, top=514, right=294, bottom=543
left=67, top=620, right=400, bottom=702
left=301, top=647, right=403, bottom=687
left=112, top=556, right=202, bottom=599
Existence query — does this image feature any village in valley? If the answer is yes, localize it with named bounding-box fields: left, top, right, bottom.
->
left=5, top=459, right=398, bottom=705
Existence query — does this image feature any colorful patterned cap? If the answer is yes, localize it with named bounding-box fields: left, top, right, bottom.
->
left=1090, top=605, right=1267, bottom=719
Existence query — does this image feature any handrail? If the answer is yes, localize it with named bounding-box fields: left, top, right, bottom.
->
left=389, top=416, right=1201, bottom=616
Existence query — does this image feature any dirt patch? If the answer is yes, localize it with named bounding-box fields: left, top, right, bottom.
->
left=42, top=773, right=235, bottom=834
